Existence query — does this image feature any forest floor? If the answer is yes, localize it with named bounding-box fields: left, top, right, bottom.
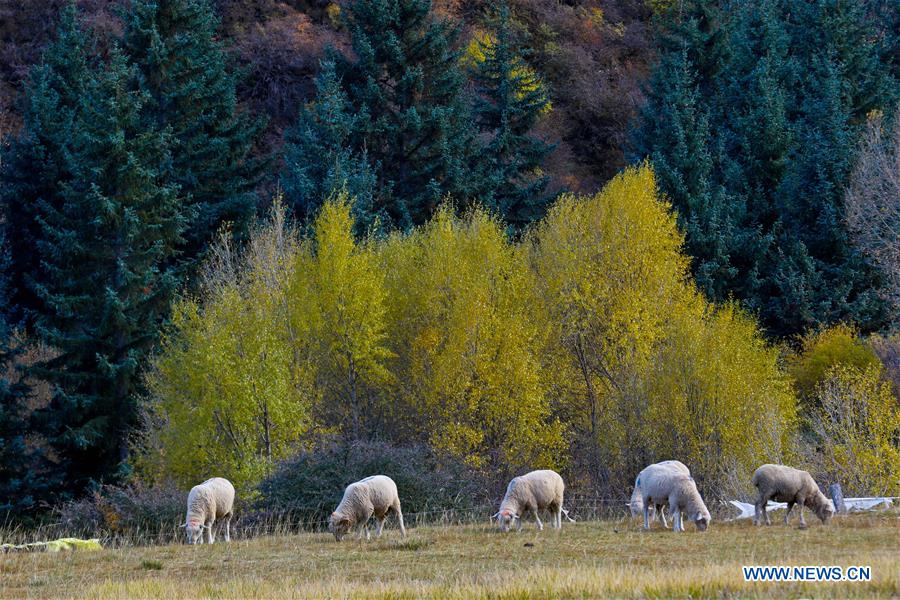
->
left=1, top=511, right=898, bottom=598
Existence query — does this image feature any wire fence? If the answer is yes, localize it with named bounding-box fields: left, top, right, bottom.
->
left=1, top=495, right=639, bottom=549
left=7, top=492, right=879, bottom=550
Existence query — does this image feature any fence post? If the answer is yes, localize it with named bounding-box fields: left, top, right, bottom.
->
left=829, top=483, right=846, bottom=514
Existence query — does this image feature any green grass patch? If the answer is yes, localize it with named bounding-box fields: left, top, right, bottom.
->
left=140, top=560, right=163, bottom=571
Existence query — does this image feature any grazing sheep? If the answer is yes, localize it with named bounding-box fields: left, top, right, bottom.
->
left=493, top=469, right=576, bottom=532
left=328, top=475, right=406, bottom=542
left=637, top=462, right=710, bottom=532
left=752, top=464, right=835, bottom=527
left=183, top=477, right=235, bottom=545
left=630, top=460, right=691, bottom=527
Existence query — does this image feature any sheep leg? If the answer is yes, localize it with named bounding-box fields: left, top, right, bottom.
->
left=390, top=501, right=406, bottom=536
left=758, top=497, right=771, bottom=526
left=669, top=495, right=683, bottom=533
left=643, top=502, right=651, bottom=530
left=797, top=505, right=807, bottom=527
left=206, top=521, right=215, bottom=544
left=784, top=502, right=794, bottom=525
left=658, top=505, right=669, bottom=529
left=555, top=506, right=562, bottom=529
left=753, top=497, right=764, bottom=526
left=534, top=510, right=543, bottom=531
left=394, top=504, right=407, bottom=537
left=375, top=516, right=386, bottom=537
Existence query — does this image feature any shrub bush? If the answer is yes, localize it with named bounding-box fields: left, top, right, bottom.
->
left=256, top=440, right=487, bottom=527
left=811, top=365, right=899, bottom=496
left=55, top=481, right=184, bottom=542
left=789, top=324, right=881, bottom=404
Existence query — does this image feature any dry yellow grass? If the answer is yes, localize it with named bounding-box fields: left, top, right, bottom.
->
left=2, top=513, right=898, bottom=599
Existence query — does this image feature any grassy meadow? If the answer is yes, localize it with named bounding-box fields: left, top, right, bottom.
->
left=1, top=512, right=897, bottom=599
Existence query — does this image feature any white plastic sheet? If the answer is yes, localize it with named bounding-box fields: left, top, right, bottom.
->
left=843, top=497, right=896, bottom=512
left=727, top=497, right=896, bottom=520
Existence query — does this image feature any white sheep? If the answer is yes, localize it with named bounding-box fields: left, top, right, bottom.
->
left=493, top=469, right=575, bottom=532
left=328, top=475, right=406, bottom=542
left=183, top=477, right=235, bottom=545
left=630, top=460, right=690, bottom=527
left=752, top=464, right=834, bottom=527
left=637, top=461, right=710, bottom=532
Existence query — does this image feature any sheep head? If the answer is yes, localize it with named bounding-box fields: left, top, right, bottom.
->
left=693, top=512, right=710, bottom=532
left=812, top=495, right=835, bottom=524
left=494, top=509, right=519, bottom=532
left=328, top=512, right=352, bottom=541
left=184, top=519, right=205, bottom=544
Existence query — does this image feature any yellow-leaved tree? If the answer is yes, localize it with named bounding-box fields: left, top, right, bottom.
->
left=532, top=165, right=796, bottom=493
left=286, top=194, right=393, bottom=439
left=812, top=364, right=899, bottom=496
left=639, top=299, right=796, bottom=493
left=531, top=165, right=688, bottom=484
left=380, top=206, right=565, bottom=476
left=142, top=170, right=797, bottom=500
left=141, top=203, right=313, bottom=495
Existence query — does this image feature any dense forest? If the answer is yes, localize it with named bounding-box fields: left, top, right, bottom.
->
left=0, top=0, right=897, bottom=525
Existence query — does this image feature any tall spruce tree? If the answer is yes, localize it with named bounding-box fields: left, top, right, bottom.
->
left=632, top=0, right=746, bottom=301
left=29, top=42, right=184, bottom=493
left=281, top=59, right=377, bottom=230
left=285, top=0, right=478, bottom=228
left=0, top=230, right=53, bottom=518
left=122, top=0, right=263, bottom=267
left=470, top=5, right=554, bottom=230
left=632, top=0, right=895, bottom=336
left=0, top=3, right=90, bottom=322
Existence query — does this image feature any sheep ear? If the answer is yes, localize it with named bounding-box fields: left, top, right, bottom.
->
left=179, top=523, right=187, bottom=529
left=490, top=512, right=500, bottom=519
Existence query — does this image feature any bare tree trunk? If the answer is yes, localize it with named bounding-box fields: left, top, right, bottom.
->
left=347, top=354, right=361, bottom=440
left=574, top=333, right=601, bottom=479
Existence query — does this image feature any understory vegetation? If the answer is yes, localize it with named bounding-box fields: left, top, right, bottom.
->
left=0, top=0, right=896, bottom=527
left=139, top=167, right=797, bottom=506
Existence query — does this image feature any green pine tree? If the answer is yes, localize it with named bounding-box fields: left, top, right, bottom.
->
left=631, top=1, right=742, bottom=302
left=281, top=59, right=377, bottom=230
left=760, top=0, right=890, bottom=335
left=0, top=230, right=54, bottom=519
left=29, top=45, right=184, bottom=493
left=470, top=4, right=554, bottom=230
left=122, top=0, right=264, bottom=267
left=632, top=0, right=895, bottom=336
left=330, top=0, right=478, bottom=228
left=0, top=3, right=90, bottom=321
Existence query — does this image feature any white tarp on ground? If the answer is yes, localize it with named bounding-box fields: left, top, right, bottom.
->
left=727, top=497, right=896, bottom=520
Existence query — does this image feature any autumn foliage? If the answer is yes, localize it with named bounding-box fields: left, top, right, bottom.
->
left=142, top=166, right=796, bottom=497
